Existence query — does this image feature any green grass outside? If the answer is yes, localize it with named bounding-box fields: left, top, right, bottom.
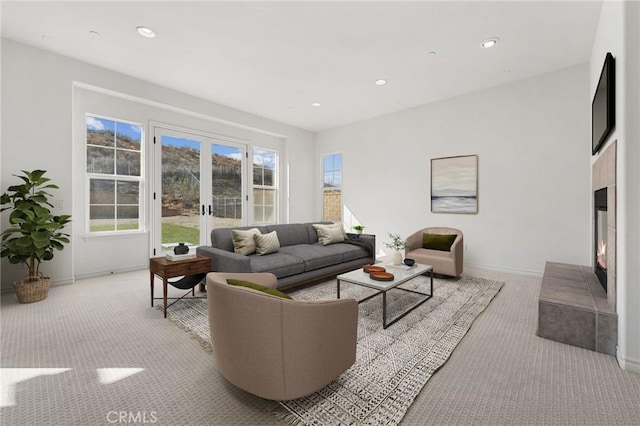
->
left=161, top=223, right=199, bottom=245
left=89, top=222, right=199, bottom=246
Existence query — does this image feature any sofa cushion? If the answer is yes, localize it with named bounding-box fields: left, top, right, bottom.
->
left=313, top=223, right=346, bottom=245
left=255, top=231, right=280, bottom=256
left=314, top=242, right=368, bottom=262
left=226, top=278, right=292, bottom=299
left=422, top=233, right=457, bottom=251
left=279, top=244, right=343, bottom=271
left=264, top=223, right=313, bottom=246
left=338, top=244, right=371, bottom=262
left=232, top=228, right=261, bottom=255
left=407, top=247, right=453, bottom=260
left=249, top=253, right=305, bottom=278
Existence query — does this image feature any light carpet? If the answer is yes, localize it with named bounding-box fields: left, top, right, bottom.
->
left=159, top=274, right=503, bottom=425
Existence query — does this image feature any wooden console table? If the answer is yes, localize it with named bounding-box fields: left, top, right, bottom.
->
left=149, top=255, right=211, bottom=318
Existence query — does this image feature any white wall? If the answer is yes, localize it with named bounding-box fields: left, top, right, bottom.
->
left=590, top=0, right=640, bottom=373
left=316, top=65, right=591, bottom=275
left=1, top=39, right=316, bottom=288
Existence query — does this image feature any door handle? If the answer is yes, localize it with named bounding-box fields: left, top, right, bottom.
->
left=201, top=205, right=205, bottom=216
left=208, top=205, right=212, bottom=216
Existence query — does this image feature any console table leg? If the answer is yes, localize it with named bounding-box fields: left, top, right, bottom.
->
left=163, top=278, right=168, bottom=318
left=150, top=271, right=154, bottom=307
left=337, top=279, right=341, bottom=299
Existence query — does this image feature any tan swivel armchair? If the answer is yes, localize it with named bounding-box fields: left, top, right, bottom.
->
left=405, top=227, right=463, bottom=277
left=206, top=272, right=358, bottom=400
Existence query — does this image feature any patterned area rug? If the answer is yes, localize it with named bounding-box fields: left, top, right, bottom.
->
left=158, top=273, right=503, bottom=425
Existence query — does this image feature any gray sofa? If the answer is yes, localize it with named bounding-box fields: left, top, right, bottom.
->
left=196, top=223, right=375, bottom=289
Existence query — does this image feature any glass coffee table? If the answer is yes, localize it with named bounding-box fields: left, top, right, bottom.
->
left=337, top=263, right=433, bottom=329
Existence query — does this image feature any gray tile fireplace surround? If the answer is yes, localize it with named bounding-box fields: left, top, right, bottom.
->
left=537, top=262, right=617, bottom=355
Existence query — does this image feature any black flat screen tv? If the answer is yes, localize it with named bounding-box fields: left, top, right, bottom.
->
left=592, top=52, right=615, bottom=155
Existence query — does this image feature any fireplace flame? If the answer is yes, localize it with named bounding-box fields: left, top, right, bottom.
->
left=597, top=240, right=607, bottom=269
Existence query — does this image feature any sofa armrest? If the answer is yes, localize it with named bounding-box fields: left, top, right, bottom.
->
left=405, top=230, right=424, bottom=256
left=345, top=233, right=376, bottom=263
left=206, top=272, right=278, bottom=289
left=196, top=246, right=251, bottom=272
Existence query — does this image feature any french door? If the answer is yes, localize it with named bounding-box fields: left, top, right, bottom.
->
left=152, top=125, right=247, bottom=255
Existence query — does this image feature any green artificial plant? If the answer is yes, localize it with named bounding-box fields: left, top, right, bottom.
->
left=1, top=170, right=71, bottom=282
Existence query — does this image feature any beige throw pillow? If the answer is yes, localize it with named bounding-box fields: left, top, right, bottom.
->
left=231, top=228, right=261, bottom=255
left=313, top=223, right=346, bottom=246
left=255, top=231, right=280, bottom=256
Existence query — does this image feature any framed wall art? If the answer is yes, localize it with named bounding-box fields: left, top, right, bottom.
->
left=431, top=155, right=478, bottom=214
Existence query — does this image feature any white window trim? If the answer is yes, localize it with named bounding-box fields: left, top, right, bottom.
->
left=322, top=151, right=343, bottom=222
left=252, top=146, right=278, bottom=225
left=85, top=113, right=146, bottom=235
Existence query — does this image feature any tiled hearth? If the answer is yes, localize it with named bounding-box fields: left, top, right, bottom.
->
left=536, top=141, right=618, bottom=356
left=538, top=262, right=617, bottom=355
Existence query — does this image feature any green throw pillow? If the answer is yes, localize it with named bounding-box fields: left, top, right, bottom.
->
left=422, top=233, right=457, bottom=251
left=226, top=279, right=292, bottom=300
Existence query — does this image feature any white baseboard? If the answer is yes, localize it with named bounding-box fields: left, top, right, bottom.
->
left=73, top=265, right=148, bottom=281
left=1, top=277, right=74, bottom=294
left=617, top=348, right=640, bottom=374
left=464, top=262, right=543, bottom=278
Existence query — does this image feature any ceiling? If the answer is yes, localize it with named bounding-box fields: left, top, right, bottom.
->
left=1, top=1, right=603, bottom=132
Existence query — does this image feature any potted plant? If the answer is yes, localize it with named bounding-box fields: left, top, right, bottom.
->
left=1, top=170, right=71, bottom=303
left=384, top=233, right=407, bottom=265
left=351, top=224, right=366, bottom=234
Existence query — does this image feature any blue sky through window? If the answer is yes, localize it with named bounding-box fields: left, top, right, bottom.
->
left=213, top=144, right=242, bottom=161
left=86, top=116, right=141, bottom=141
left=162, top=136, right=199, bottom=150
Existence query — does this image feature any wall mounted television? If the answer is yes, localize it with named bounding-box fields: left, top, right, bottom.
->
left=592, top=52, right=615, bottom=155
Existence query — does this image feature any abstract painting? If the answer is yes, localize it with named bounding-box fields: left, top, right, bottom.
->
left=431, top=155, right=478, bottom=214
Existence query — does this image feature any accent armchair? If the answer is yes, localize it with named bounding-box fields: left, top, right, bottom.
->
left=206, top=272, right=358, bottom=400
left=405, top=227, right=464, bottom=277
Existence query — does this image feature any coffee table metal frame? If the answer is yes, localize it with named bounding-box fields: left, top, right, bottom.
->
left=337, top=263, right=433, bottom=329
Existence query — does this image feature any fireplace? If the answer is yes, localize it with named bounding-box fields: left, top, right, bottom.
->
left=594, top=187, right=607, bottom=291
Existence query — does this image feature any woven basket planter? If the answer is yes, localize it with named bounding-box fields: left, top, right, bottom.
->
left=13, top=277, right=51, bottom=304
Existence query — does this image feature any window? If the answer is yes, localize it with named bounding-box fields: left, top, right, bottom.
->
left=252, top=148, right=277, bottom=224
left=322, top=153, right=342, bottom=221
left=86, top=115, right=143, bottom=232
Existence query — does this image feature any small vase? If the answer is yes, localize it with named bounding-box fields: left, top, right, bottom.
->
left=390, top=251, right=402, bottom=266
left=174, top=242, right=189, bottom=255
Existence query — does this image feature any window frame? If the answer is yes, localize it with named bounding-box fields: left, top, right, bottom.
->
left=252, top=146, right=278, bottom=225
left=322, top=152, right=343, bottom=222
left=85, top=113, right=145, bottom=235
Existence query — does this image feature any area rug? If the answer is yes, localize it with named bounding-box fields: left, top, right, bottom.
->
left=158, top=273, right=504, bottom=425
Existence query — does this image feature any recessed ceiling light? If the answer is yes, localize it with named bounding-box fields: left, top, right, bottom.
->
left=311, top=102, right=321, bottom=107
left=136, top=26, right=156, bottom=38
left=481, top=38, right=499, bottom=48
left=375, top=79, right=387, bottom=86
